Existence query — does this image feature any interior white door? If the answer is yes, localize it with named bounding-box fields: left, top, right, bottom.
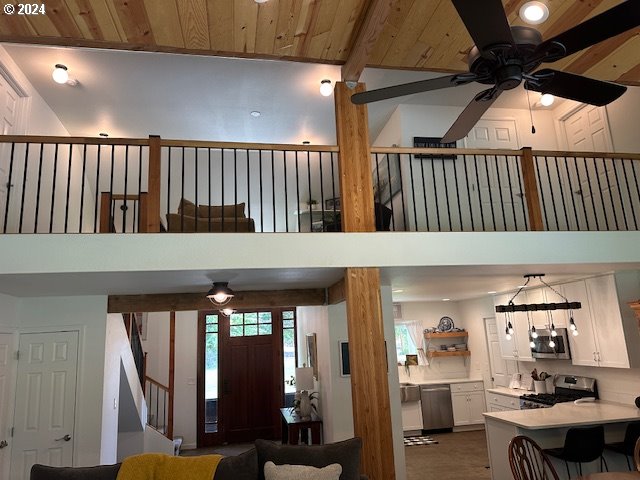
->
left=0, top=73, right=22, bottom=233
left=10, top=331, right=79, bottom=480
left=464, top=120, right=523, bottom=231
left=484, top=317, right=516, bottom=387
left=0, top=332, right=16, bottom=479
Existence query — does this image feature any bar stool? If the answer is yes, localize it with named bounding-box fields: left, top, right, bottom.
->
left=544, top=425, right=608, bottom=478
left=604, top=421, right=640, bottom=470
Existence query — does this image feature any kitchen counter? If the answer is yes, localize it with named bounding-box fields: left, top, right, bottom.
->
left=484, top=400, right=640, bottom=429
left=486, top=387, right=530, bottom=398
left=484, top=400, right=640, bottom=480
left=406, top=377, right=483, bottom=385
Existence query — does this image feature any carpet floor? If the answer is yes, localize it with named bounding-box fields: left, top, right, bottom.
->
left=180, top=430, right=491, bottom=480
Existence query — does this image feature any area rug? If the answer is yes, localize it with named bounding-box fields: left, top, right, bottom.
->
left=403, top=435, right=439, bottom=446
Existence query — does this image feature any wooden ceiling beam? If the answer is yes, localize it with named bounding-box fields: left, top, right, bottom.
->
left=341, top=0, right=397, bottom=82
left=108, top=288, right=326, bottom=313
left=328, top=277, right=346, bottom=304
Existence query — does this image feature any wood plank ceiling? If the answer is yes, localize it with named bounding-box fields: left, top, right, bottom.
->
left=0, top=0, right=638, bottom=85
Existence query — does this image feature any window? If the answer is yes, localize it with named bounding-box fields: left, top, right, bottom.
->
left=395, top=324, right=417, bottom=363
left=282, top=310, right=296, bottom=395
left=204, top=314, right=219, bottom=432
left=229, top=311, right=273, bottom=337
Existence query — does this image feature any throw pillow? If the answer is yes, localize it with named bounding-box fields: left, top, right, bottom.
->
left=255, top=438, right=362, bottom=480
left=177, top=198, right=197, bottom=217
left=197, top=203, right=246, bottom=219
left=214, top=448, right=258, bottom=480
left=264, top=461, right=341, bottom=480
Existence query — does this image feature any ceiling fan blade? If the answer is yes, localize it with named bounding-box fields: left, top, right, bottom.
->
left=451, top=0, right=514, bottom=51
left=441, top=89, right=502, bottom=144
left=526, top=69, right=627, bottom=106
left=351, top=74, right=462, bottom=104
left=536, top=1, right=640, bottom=61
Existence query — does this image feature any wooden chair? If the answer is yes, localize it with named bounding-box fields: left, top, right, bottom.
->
left=635, top=437, right=640, bottom=471
left=509, top=435, right=560, bottom=480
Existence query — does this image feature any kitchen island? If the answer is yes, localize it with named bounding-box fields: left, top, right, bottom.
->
left=484, top=401, right=640, bottom=480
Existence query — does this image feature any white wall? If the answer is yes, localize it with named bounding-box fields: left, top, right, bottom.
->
left=173, top=311, right=199, bottom=448
left=0, top=293, right=19, bottom=328
left=456, top=296, right=495, bottom=386
left=373, top=107, right=403, bottom=147
left=141, top=311, right=170, bottom=386
left=17, top=295, right=108, bottom=467
left=603, top=86, right=640, bottom=153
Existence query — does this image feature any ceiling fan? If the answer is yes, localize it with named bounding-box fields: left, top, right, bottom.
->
left=351, top=0, right=640, bottom=144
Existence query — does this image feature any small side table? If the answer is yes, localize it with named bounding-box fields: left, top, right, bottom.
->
left=280, top=408, right=323, bottom=445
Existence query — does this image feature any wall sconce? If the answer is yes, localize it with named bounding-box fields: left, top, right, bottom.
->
left=52, top=64, right=69, bottom=84
left=320, top=79, right=333, bottom=97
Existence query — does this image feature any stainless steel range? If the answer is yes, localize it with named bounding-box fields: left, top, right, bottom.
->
left=520, top=374, right=597, bottom=409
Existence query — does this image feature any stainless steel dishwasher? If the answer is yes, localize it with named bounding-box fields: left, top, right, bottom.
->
left=420, top=384, right=454, bottom=431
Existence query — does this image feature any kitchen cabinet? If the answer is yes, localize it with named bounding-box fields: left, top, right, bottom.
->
left=564, top=273, right=640, bottom=369
left=451, top=382, right=485, bottom=427
left=424, top=331, right=470, bottom=358
left=486, top=391, right=520, bottom=411
left=526, top=287, right=566, bottom=329
left=494, top=293, right=535, bottom=362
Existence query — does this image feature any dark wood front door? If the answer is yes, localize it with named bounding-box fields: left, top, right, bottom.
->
left=197, top=309, right=284, bottom=446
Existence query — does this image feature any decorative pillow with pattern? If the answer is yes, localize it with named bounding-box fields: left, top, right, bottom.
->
left=264, top=461, right=341, bottom=480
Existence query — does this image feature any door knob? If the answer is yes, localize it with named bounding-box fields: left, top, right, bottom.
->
left=0, top=440, right=8, bottom=449
left=55, top=434, right=72, bottom=442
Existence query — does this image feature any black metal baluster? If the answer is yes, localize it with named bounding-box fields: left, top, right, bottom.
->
left=452, top=154, right=463, bottom=232
left=386, top=154, right=396, bottom=230
left=284, top=151, right=289, bottom=232
left=48, top=144, right=57, bottom=233
left=221, top=149, right=225, bottom=231
left=431, top=155, right=441, bottom=231
left=462, top=155, right=474, bottom=231
left=621, top=158, right=637, bottom=230
left=208, top=148, right=212, bottom=232
left=18, top=143, right=31, bottom=233
left=473, top=155, right=485, bottom=231
left=630, top=159, right=640, bottom=230
left=136, top=146, right=143, bottom=233
left=108, top=145, right=115, bottom=232
left=535, top=156, right=550, bottom=230
left=80, top=145, right=87, bottom=233
left=34, top=143, right=44, bottom=233
left=494, top=155, right=507, bottom=231
left=551, top=156, right=568, bottom=230
left=64, top=144, right=73, bottom=233
left=612, top=158, right=628, bottom=230
left=484, top=156, right=495, bottom=231
left=259, top=150, right=264, bottom=232
left=123, top=145, right=129, bottom=233
left=593, top=157, right=609, bottom=230
left=420, top=156, right=429, bottom=231
left=318, top=152, right=325, bottom=230
left=398, top=154, right=408, bottom=231
left=441, top=155, right=452, bottom=231
left=271, top=150, right=276, bottom=232
left=307, top=150, right=314, bottom=231
left=504, top=155, right=518, bottom=231
left=247, top=149, right=251, bottom=227
left=181, top=147, right=185, bottom=232
left=167, top=147, right=172, bottom=231
left=408, top=151, right=418, bottom=230
left=330, top=152, right=337, bottom=228
left=93, top=145, right=101, bottom=233
left=195, top=147, right=199, bottom=232
left=603, top=157, right=619, bottom=230
left=234, top=148, right=238, bottom=232
left=573, top=157, right=590, bottom=231
left=563, top=157, right=579, bottom=231
left=3, top=143, right=16, bottom=233
left=295, top=151, right=301, bottom=232
left=583, top=157, right=600, bottom=230
left=514, top=154, right=528, bottom=231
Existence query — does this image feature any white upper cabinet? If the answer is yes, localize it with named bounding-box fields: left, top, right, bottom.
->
left=493, top=293, right=534, bottom=362
left=526, top=287, right=567, bottom=329
left=562, top=280, right=599, bottom=367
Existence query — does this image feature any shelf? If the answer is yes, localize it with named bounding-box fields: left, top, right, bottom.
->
left=427, top=350, right=471, bottom=358
left=424, top=331, right=468, bottom=339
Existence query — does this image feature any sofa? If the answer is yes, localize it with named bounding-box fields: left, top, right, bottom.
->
left=30, top=438, right=368, bottom=480
left=165, top=198, right=256, bottom=233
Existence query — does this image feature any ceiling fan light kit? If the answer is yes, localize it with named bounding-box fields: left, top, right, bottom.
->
left=519, top=1, right=550, bottom=25
left=351, top=0, right=639, bottom=143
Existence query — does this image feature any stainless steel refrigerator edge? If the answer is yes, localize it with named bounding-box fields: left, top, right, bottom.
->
left=420, top=384, right=454, bottom=431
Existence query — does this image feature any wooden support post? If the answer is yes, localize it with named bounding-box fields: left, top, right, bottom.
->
left=99, top=192, right=112, bottom=233
left=147, top=135, right=161, bottom=232
left=629, top=301, right=640, bottom=332
left=168, top=312, right=175, bottom=440
left=520, top=147, right=544, bottom=231
left=335, top=81, right=395, bottom=480
left=138, top=192, right=148, bottom=233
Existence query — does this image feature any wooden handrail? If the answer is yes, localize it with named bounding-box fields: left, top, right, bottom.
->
left=146, top=375, right=169, bottom=392
left=532, top=149, right=640, bottom=160
left=371, top=146, right=524, bottom=156
left=161, top=138, right=339, bottom=152
left=0, top=134, right=150, bottom=146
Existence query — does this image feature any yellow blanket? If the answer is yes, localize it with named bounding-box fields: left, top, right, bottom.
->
left=116, top=453, right=223, bottom=480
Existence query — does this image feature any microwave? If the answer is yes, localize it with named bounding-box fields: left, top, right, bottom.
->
left=531, top=328, right=571, bottom=360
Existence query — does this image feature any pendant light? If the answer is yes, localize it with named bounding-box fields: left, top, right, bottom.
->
left=206, top=282, right=234, bottom=306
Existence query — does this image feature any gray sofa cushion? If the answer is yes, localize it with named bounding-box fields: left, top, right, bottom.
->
left=31, top=464, right=121, bottom=480
left=255, top=438, right=362, bottom=480
left=214, top=448, right=258, bottom=480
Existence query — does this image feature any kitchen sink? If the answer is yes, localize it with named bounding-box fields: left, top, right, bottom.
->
left=400, top=383, right=420, bottom=403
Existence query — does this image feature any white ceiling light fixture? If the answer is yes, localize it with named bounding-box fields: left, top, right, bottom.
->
left=254, top=0, right=269, bottom=3
left=220, top=308, right=235, bottom=316
left=540, top=93, right=555, bottom=107
left=519, top=1, right=550, bottom=25
left=250, top=111, right=261, bottom=117
left=206, top=282, right=234, bottom=306
left=52, top=64, right=69, bottom=84
left=320, top=79, right=333, bottom=97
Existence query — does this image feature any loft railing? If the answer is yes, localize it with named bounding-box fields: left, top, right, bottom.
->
left=371, top=146, right=640, bottom=232
left=0, top=134, right=638, bottom=233
left=145, top=376, right=170, bottom=437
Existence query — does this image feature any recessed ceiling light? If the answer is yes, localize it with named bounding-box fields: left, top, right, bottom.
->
left=320, top=79, right=333, bottom=97
left=442, top=298, right=451, bottom=302
left=250, top=111, right=261, bottom=117
left=254, top=0, right=268, bottom=3
left=393, top=289, right=404, bottom=293
left=52, top=64, right=69, bottom=84
left=487, top=291, right=497, bottom=294
left=519, top=1, right=549, bottom=25
left=540, top=93, right=555, bottom=107
left=517, top=285, right=527, bottom=289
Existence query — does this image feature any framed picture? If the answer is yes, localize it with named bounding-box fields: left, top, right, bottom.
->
left=413, top=136, right=457, bottom=160
left=306, top=333, right=318, bottom=380
left=372, top=153, right=401, bottom=205
left=339, top=341, right=350, bottom=377
left=325, top=197, right=341, bottom=210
